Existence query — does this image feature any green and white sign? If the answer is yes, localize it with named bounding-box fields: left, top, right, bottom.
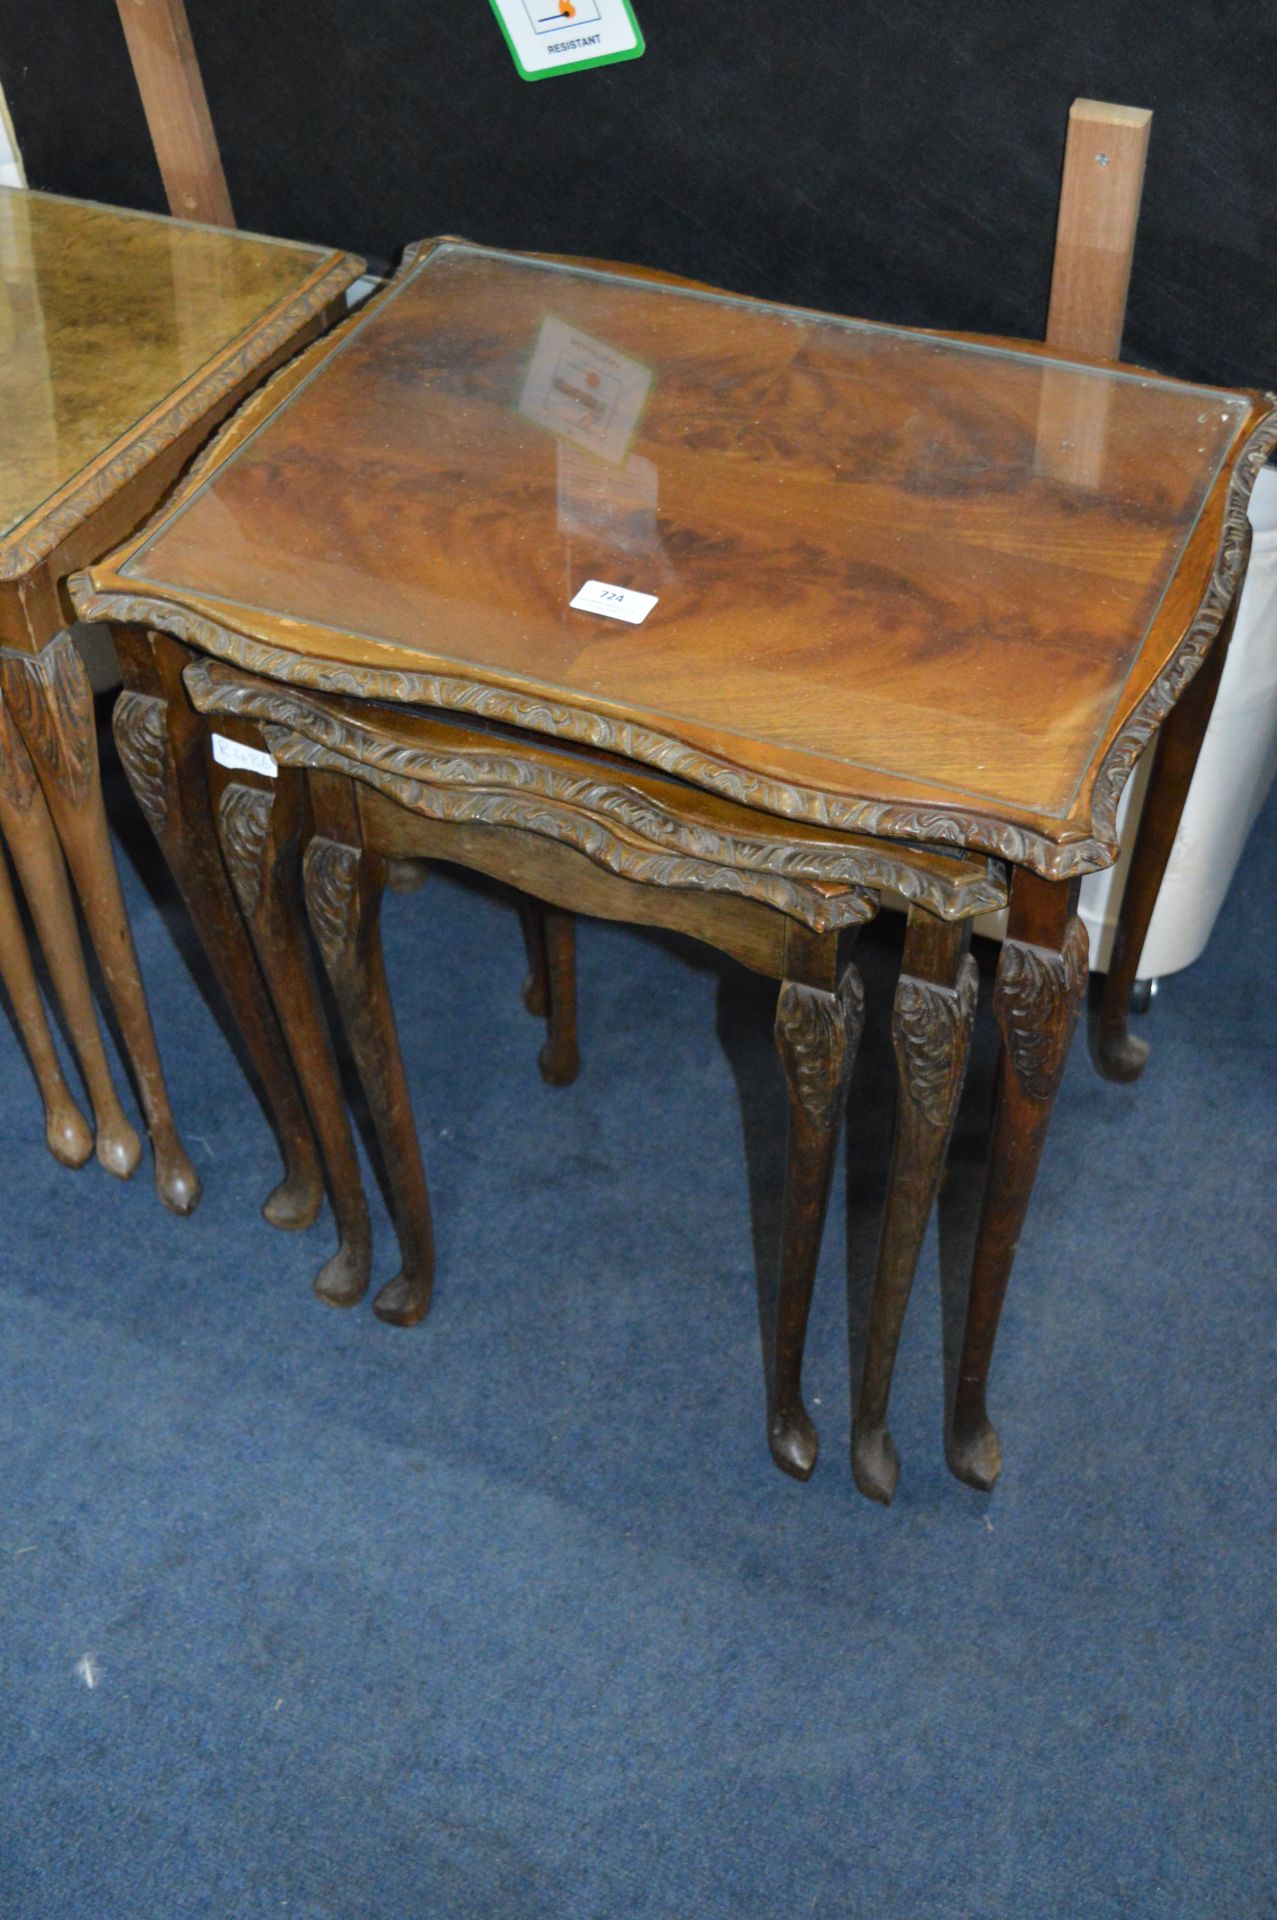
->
left=486, top=0, right=644, bottom=81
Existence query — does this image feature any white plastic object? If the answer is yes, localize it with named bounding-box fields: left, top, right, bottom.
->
left=0, top=79, right=24, bottom=190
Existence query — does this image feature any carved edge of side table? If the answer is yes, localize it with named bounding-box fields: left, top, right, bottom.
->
left=180, top=663, right=1006, bottom=924
left=226, top=720, right=876, bottom=935
left=1088, top=399, right=1277, bottom=858
left=70, top=392, right=1277, bottom=883
left=67, top=227, right=1277, bottom=885
left=0, top=251, right=363, bottom=582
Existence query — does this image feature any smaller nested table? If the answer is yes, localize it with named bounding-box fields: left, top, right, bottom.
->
left=183, top=655, right=1004, bottom=1497
left=76, top=238, right=1275, bottom=1498
left=0, top=185, right=360, bottom=1203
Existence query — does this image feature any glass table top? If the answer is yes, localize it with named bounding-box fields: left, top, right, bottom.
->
left=118, top=239, right=1255, bottom=823
left=0, top=186, right=342, bottom=544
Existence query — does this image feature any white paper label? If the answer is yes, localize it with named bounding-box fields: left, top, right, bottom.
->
left=211, top=733, right=277, bottom=779
left=569, top=579, right=658, bottom=625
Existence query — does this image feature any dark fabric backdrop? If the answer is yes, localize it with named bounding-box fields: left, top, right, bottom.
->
left=2, top=1, right=1273, bottom=389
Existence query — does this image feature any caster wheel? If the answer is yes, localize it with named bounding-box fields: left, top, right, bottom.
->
left=1129, top=977, right=1159, bottom=1016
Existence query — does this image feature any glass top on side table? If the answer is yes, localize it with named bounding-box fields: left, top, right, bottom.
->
left=0, top=186, right=360, bottom=572
left=82, top=238, right=1270, bottom=876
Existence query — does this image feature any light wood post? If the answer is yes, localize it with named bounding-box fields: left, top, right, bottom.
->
left=115, top=0, right=234, bottom=227
left=1046, top=99, right=1151, bottom=358
left=1035, top=105, right=1152, bottom=510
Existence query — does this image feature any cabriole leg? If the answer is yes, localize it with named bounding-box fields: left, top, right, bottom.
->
left=1094, top=624, right=1230, bottom=1083
left=538, top=905, right=580, bottom=1086
left=113, top=685, right=324, bottom=1230
left=769, top=951, right=864, bottom=1481
left=0, top=839, right=93, bottom=1167
left=385, top=858, right=428, bottom=896
left=948, top=873, right=1087, bottom=1491
left=214, top=766, right=371, bottom=1308
left=0, top=634, right=197, bottom=1212
left=0, top=688, right=140, bottom=1179
left=853, top=911, right=977, bottom=1505
left=303, top=794, right=435, bottom=1328
left=516, top=894, right=550, bottom=1017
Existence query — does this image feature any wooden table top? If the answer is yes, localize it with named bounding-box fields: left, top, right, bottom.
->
left=75, top=238, right=1276, bottom=877
left=0, top=187, right=361, bottom=584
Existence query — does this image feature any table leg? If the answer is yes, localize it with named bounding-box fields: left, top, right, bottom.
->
left=394, top=864, right=576, bottom=1075
left=388, top=862, right=570, bottom=1059
left=852, top=911, right=977, bottom=1505
left=0, top=689, right=141, bottom=1178
left=518, top=895, right=580, bottom=1082
left=0, top=634, right=198, bottom=1213
left=947, top=872, right=1087, bottom=1491
left=386, top=858, right=429, bottom=896
left=0, top=838, right=93, bottom=1167
left=538, top=905, right=580, bottom=1086
left=215, top=769, right=372, bottom=1307
left=516, top=894, right=550, bottom=1017
left=769, top=954, right=864, bottom=1481
left=113, top=686, right=324, bottom=1231
left=303, top=824, right=436, bottom=1327
left=1093, top=627, right=1230, bottom=1083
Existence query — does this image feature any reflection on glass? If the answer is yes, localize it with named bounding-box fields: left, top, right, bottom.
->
left=518, top=312, right=652, bottom=464
left=1034, top=365, right=1114, bottom=489
left=555, top=441, right=659, bottom=551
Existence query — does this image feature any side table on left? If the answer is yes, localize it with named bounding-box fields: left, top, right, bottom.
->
left=0, top=185, right=361, bottom=1206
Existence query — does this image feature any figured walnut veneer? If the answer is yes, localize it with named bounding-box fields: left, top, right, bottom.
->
left=72, top=236, right=1275, bottom=878
left=0, top=185, right=361, bottom=592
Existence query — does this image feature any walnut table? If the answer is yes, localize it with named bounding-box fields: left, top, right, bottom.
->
left=0, top=185, right=360, bottom=1205
left=74, top=239, right=1276, bottom=1493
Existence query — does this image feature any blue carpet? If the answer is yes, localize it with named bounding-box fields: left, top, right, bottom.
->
left=1, top=738, right=1273, bottom=1920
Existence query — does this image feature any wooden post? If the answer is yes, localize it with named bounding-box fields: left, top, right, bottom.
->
left=1045, top=99, right=1152, bottom=358
left=115, top=0, right=235, bottom=227
left=1035, top=100, right=1152, bottom=486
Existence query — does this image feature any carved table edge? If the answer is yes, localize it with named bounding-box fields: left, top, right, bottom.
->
left=271, top=727, right=879, bottom=934
left=1087, top=398, right=1277, bottom=856
left=181, top=661, right=1007, bottom=921
left=64, top=577, right=1084, bottom=879
left=70, top=399, right=1277, bottom=881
